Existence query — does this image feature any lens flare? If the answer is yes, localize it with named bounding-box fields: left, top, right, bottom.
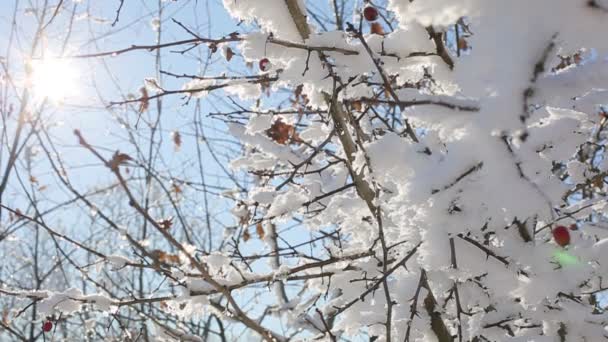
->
left=553, top=250, right=579, bottom=267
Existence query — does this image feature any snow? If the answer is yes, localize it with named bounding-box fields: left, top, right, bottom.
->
left=221, top=0, right=608, bottom=340
left=180, top=78, right=216, bottom=98
left=83, top=294, right=113, bottom=311
left=106, top=255, right=131, bottom=269
left=567, top=161, right=589, bottom=184
left=266, top=189, right=308, bottom=218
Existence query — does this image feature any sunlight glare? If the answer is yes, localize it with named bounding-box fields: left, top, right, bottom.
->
left=30, top=57, right=79, bottom=103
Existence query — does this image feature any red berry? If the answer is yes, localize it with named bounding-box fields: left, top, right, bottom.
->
left=259, top=58, right=271, bottom=72
left=42, top=320, right=53, bottom=332
left=552, top=226, right=571, bottom=247
left=364, top=6, right=379, bottom=22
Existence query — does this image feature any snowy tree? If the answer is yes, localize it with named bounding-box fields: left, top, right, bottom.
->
left=2, top=0, right=608, bottom=341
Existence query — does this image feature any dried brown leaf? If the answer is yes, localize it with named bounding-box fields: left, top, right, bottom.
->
left=552, top=52, right=583, bottom=72
left=152, top=250, right=181, bottom=265
left=593, top=175, right=604, bottom=189
left=225, top=47, right=234, bottom=61
left=457, top=38, right=469, bottom=50
left=294, top=84, right=303, bottom=99
left=370, top=22, right=385, bottom=35
left=108, top=151, right=133, bottom=170
left=139, top=87, right=149, bottom=113
left=256, top=223, right=265, bottom=240
left=2, top=308, right=9, bottom=326
left=172, top=131, right=182, bottom=151
left=158, top=217, right=174, bottom=230
left=172, top=182, right=182, bottom=194
left=266, top=120, right=299, bottom=145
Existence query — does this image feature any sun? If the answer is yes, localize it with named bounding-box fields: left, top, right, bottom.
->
left=29, top=57, right=79, bottom=103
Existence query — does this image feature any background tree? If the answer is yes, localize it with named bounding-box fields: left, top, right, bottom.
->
left=2, top=0, right=608, bottom=341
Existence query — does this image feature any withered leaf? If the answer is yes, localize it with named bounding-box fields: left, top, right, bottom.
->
left=243, top=228, right=251, bottom=242
left=256, top=222, right=265, bottom=240
left=370, top=22, right=385, bottom=35
left=260, top=79, right=271, bottom=96
left=158, top=217, right=174, bottom=230
left=109, top=151, right=133, bottom=170
left=552, top=52, right=583, bottom=72
left=172, top=131, right=182, bottom=151
left=457, top=37, right=469, bottom=50
left=152, top=250, right=181, bottom=265
left=139, top=87, right=149, bottom=113
left=172, top=182, right=182, bottom=194
left=266, top=120, right=299, bottom=145
left=593, top=175, right=604, bottom=189
left=2, top=308, right=8, bottom=326
left=294, top=84, right=303, bottom=99
left=225, top=47, right=234, bottom=62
